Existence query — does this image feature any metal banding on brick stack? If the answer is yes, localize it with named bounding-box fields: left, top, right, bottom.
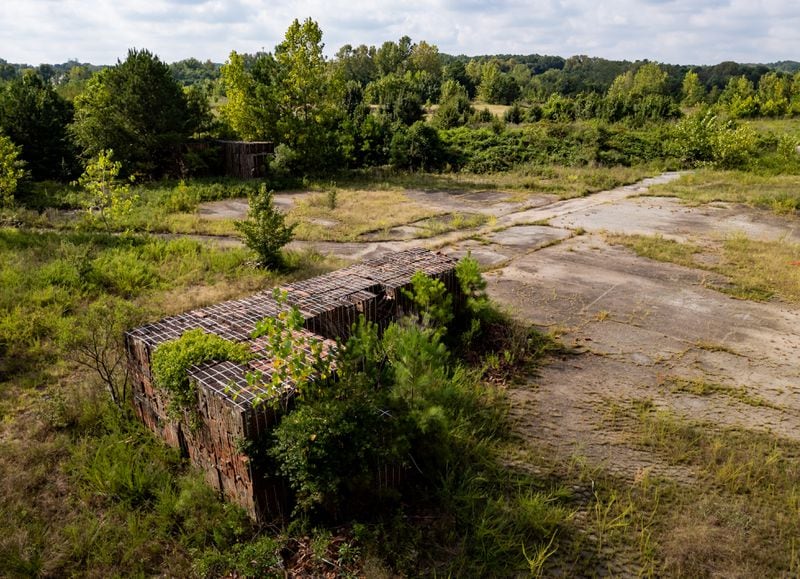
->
left=124, top=248, right=461, bottom=521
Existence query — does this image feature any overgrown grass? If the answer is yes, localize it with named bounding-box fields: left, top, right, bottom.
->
left=542, top=398, right=800, bottom=576
left=647, top=169, right=800, bottom=214
left=0, top=223, right=345, bottom=577
left=606, top=232, right=800, bottom=302
left=288, top=188, right=440, bottom=241
left=0, top=395, right=262, bottom=577
left=0, top=229, right=265, bottom=378
left=630, top=405, right=800, bottom=577
left=338, top=164, right=657, bottom=200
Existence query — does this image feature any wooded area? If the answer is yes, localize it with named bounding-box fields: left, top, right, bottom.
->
left=1, top=18, right=800, bottom=197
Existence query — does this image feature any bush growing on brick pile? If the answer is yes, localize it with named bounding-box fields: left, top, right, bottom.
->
left=151, top=328, right=253, bottom=418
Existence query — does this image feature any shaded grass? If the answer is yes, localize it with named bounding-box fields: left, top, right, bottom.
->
left=0, top=396, right=259, bottom=578
left=647, top=169, right=800, bottom=214
left=606, top=232, right=800, bottom=302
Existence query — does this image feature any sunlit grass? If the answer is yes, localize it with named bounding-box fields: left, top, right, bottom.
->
left=288, top=189, right=440, bottom=241
left=607, top=232, right=800, bottom=302
left=647, top=169, right=800, bottom=214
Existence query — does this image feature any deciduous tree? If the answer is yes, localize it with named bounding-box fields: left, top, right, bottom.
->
left=681, top=71, right=706, bottom=107
left=0, top=71, right=77, bottom=180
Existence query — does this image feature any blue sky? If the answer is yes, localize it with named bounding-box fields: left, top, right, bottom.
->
left=1, top=0, right=798, bottom=66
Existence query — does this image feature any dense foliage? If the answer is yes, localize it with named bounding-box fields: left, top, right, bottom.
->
left=71, top=49, right=203, bottom=177
left=0, top=71, right=77, bottom=180
left=0, top=22, right=798, bottom=190
left=0, top=134, right=26, bottom=206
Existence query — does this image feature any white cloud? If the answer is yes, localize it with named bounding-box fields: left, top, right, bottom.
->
left=0, top=0, right=798, bottom=65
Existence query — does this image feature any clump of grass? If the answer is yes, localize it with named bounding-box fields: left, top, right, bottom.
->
left=288, top=189, right=438, bottom=241
left=606, top=233, right=701, bottom=267
left=660, top=376, right=775, bottom=408
left=607, top=232, right=800, bottom=303
left=595, top=310, right=611, bottom=321
left=419, top=212, right=488, bottom=237
left=647, top=169, right=800, bottom=214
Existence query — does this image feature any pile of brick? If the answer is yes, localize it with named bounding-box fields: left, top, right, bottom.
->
left=125, top=247, right=459, bottom=520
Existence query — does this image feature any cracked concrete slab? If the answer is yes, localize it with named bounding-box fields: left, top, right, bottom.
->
left=486, top=234, right=800, bottom=481
left=486, top=224, right=573, bottom=247
left=551, top=195, right=800, bottom=243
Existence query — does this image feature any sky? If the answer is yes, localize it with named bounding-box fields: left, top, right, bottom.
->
left=1, top=0, right=798, bottom=67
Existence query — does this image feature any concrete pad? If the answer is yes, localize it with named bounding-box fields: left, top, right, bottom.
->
left=443, top=242, right=512, bottom=267
left=487, top=225, right=572, bottom=248
left=552, top=196, right=800, bottom=243
left=487, top=234, right=800, bottom=480
left=197, top=198, right=249, bottom=219
left=197, top=191, right=312, bottom=219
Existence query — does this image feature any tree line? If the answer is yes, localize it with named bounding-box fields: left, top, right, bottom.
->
left=2, top=17, right=800, bottom=205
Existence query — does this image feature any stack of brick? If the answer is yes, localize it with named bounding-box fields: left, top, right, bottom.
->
left=125, top=248, right=460, bottom=520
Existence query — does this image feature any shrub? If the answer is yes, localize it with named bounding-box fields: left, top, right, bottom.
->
left=234, top=183, right=295, bottom=269
left=503, top=103, right=523, bottom=124
left=76, top=149, right=138, bottom=232
left=401, top=270, right=453, bottom=332
left=390, top=121, right=446, bottom=171
left=61, top=295, right=143, bottom=407
left=0, top=133, right=26, bottom=207
left=250, top=289, right=331, bottom=405
left=151, top=328, right=253, bottom=417
left=671, top=110, right=757, bottom=169
left=269, top=317, right=405, bottom=518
